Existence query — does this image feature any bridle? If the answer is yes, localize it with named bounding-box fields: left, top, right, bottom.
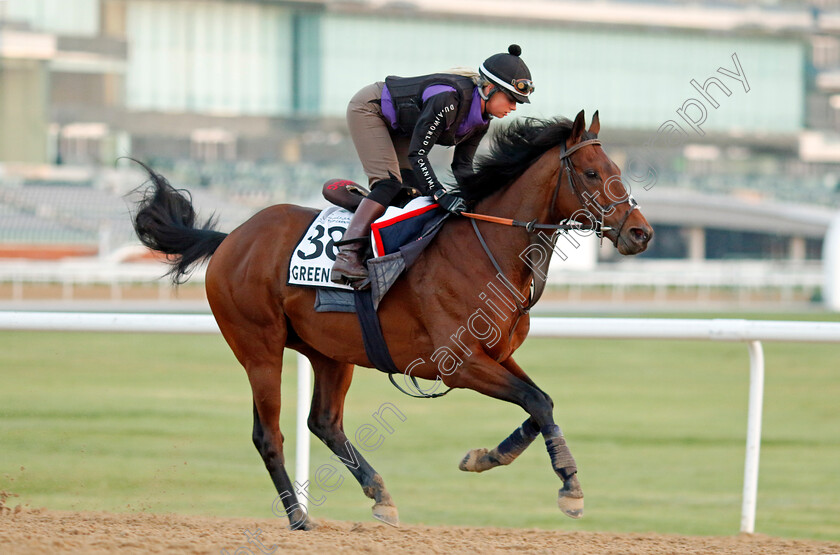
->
left=556, top=138, right=639, bottom=242
left=462, top=137, right=638, bottom=240
left=459, top=136, right=640, bottom=317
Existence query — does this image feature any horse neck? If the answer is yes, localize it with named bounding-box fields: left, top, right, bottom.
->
left=468, top=148, right=562, bottom=287
left=474, top=148, right=561, bottom=224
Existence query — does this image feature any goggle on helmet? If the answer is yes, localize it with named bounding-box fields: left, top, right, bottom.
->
left=479, top=44, right=534, bottom=104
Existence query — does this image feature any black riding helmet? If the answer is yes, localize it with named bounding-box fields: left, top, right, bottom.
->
left=479, top=44, right=534, bottom=104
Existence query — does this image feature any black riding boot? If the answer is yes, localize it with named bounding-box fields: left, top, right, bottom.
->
left=330, top=197, right=387, bottom=287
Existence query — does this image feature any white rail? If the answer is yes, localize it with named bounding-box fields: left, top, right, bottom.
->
left=0, top=260, right=822, bottom=305
left=2, top=311, right=840, bottom=532
left=528, top=317, right=840, bottom=342
left=0, top=311, right=218, bottom=333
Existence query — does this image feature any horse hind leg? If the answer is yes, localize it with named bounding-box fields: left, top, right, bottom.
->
left=229, top=319, right=314, bottom=529
left=303, top=350, right=399, bottom=526
left=205, top=226, right=314, bottom=529
left=459, top=417, right=540, bottom=473
left=251, top=382, right=315, bottom=530
left=251, top=401, right=313, bottom=530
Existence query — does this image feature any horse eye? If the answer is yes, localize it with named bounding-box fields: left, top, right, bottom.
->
left=584, top=170, right=598, bottom=179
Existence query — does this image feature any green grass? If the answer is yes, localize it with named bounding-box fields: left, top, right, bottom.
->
left=1, top=314, right=839, bottom=541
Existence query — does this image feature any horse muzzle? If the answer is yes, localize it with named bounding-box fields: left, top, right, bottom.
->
left=616, top=223, right=653, bottom=255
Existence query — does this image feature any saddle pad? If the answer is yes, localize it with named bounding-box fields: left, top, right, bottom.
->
left=290, top=198, right=441, bottom=290
left=288, top=206, right=353, bottom=290
left=315, top=287, right=356, bottom=312
left=371, top=196, right=441, bottom=258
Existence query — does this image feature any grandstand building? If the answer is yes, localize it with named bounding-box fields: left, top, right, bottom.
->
left=0, top=0, right=839, bottom=285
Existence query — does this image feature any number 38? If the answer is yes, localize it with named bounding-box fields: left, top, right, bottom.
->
left=296, top=225, right=344, bottom=261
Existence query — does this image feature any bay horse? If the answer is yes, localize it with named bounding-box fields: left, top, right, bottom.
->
left=132, top=110, right=652, bottom=530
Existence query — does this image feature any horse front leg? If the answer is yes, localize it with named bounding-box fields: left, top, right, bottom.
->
left=543, top=421, right=584, bottom=518
left=459, top=357, right=545, bottom=472
left=459, top=417, right=540, bottom=472
left=521, top=387, right=584, bottom=518
left=453, top=356, right=583, bottom=519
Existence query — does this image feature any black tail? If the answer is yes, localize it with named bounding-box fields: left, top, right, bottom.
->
left=130, top=159, right=228, bottom=284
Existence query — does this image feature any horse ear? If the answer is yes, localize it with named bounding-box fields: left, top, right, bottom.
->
left=569, top=110, right=586, bottom=145
left=589, top=110, right=600, bottom=136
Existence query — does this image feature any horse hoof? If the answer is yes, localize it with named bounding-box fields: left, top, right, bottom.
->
left=372, top=503, right=399, bottom=527
left=299, top=519, right=318, bottom=531
left=459, top=448, right=503, bottom=473
left=557, top=475, right=584, bottom=519
left=290, top=513, right=317, bottom=531
left=557, top=493, right=584, bottom=519
left=459, top=448, right=489, bottom=472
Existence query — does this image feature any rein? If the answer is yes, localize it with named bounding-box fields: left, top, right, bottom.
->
left=459, top=212, right=601, bottom=234
left=388, top=372, right=452, bottom=399
left=457, top=137, right=638, bottom=338
left=461, top=138, right=618, bottom=237
left=461, top=136, right=639, bottom=247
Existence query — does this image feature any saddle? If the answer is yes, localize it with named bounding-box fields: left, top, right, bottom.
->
left=290, top=178, right=447, bottom=306
left=320, top=177, right=447, bottom=260
left=321, top=169, right=423, bottom=213
left=321, top=179, right=369, bottom=212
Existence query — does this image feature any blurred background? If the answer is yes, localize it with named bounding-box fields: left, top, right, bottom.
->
left=1, top=0, right=840, bottom=312
left=3, top=3, right=840, bottom=540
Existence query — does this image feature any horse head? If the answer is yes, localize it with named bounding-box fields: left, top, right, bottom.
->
left=559, top=110, right=653, bottom=255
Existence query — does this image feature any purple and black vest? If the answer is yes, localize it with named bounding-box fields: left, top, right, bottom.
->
left=383, top=73, right=479, bottom=145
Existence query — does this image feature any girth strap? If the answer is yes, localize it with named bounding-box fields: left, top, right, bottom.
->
left=354, top=289, right=399, bottom=373
left=354, top=288, right=451, bottom=399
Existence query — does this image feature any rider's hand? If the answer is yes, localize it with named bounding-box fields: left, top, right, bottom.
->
left=434, top=190, right=467, bottom=214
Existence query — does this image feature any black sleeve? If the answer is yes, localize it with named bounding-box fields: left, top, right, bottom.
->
left=451, top=123, right=489, bottom=186
left=407, top=91, right=461, bottom=195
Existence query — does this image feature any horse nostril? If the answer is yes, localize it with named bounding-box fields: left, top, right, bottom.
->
left=631, top=227, right=650, bottom=244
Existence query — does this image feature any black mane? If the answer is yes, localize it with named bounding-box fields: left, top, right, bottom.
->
left=459, top=117, right=594, bottom=202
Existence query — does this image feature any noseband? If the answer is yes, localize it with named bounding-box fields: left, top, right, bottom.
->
left=556, top=138, right=638, bottom=241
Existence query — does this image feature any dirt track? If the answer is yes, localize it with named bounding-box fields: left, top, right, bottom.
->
left=2, top=507, right=839, bottom=555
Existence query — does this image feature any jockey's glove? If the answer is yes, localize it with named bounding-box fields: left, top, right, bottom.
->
left=434, top=190, right=467, bottom=214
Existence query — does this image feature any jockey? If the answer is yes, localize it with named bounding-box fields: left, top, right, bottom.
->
left=331, top=44, right=534, bottom=288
